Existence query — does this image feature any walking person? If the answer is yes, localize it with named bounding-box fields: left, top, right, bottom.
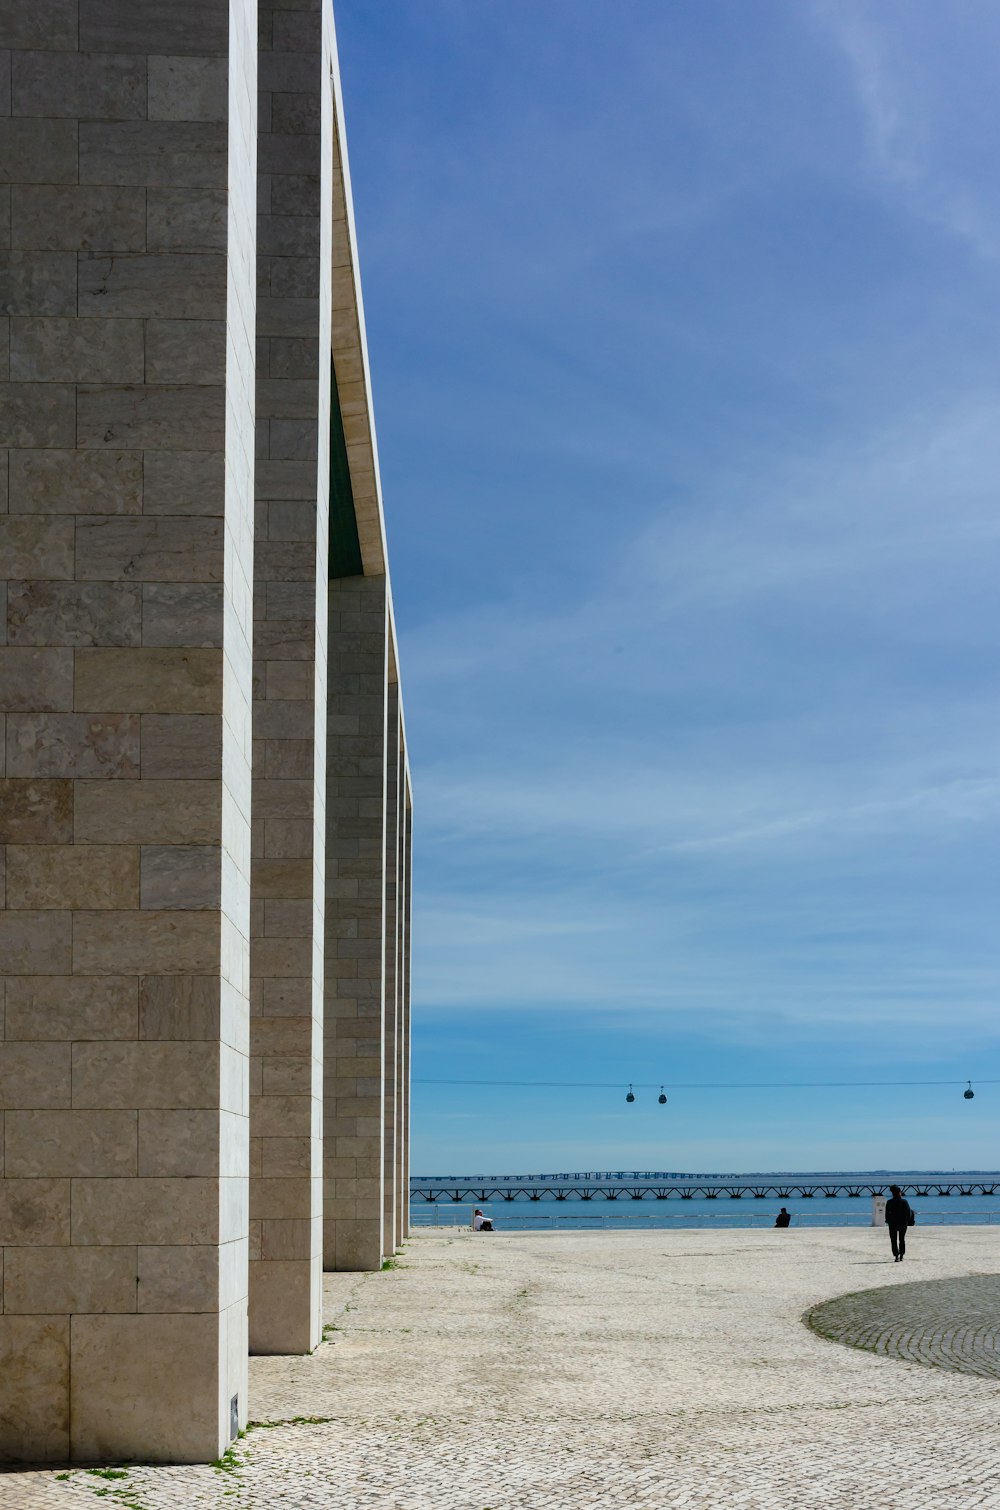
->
left=885, top=1184, right=913, bottom=1262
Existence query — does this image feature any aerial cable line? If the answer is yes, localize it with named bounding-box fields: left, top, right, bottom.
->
left=413, top=1076, right=994, bottom=1091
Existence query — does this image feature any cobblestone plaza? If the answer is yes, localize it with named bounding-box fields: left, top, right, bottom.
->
left=0, top=0, right=412, bottom=1465
left=4, top=1227, right=1000, bottom=1507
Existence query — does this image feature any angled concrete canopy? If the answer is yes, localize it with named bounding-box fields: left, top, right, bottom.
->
left=0, top=0, right=412, bottom=1463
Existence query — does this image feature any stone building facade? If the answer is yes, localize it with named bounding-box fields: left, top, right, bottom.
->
left=0, top=0, right=412, bottom=1465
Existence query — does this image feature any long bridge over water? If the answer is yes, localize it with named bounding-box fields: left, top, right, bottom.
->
left=410, top=1171, right=1000, bottom=1203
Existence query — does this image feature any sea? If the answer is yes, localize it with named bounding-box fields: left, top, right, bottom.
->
left=408, top=1170, right=1000, bottom=1232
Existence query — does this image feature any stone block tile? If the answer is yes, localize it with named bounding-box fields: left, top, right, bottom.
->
left=0, top=776, right=72, bottom=842
left=259, top=1135, right=312, bottom=1177
left=10, top=184, right=146, bottom=252
left=259, top=212, right=320, bottom=260
left=261, top=977, right=311, bottom=1015
left=140, top=843, right=220, bottom=909
left=272, top=9, right=320, bottom=49
left=77, top=384, right=225, bottom=451
left=252, top=1093, right=310, bottom=1139
left=5, top=974, right=137, bottom=1040
left=148, top=55, right=229, bottom=122
left=257, top=376, right=318, bottom=423
left=252, top=937, right=311, bottom=981
left=258, top=1217, right=313, bottom=1262
left=6, top=711, right=138, bottom=778
left=78, top=251, right=226, bottom=319
left=268, top=418, right=317, bottom=461
left=0, top=647, right=74, bottom=713
left=263, top=897, right=313, bottom=937
left=3, top=1246, right=138, bottom=1316
left=6, top=843, right=138, bottom=909
left=0, top=1315, right=69, bottom=1463
left=0, top=513, right=73, bottom=576
left=250, top=1177, right=315, bottom=1221
left=0, top=1041, right=71, bottom=1107
left=251, top=856, right=312, bottom=899
left=3, top=0, right=78, bottom=48
left=145, top=318, right=226, bottom=384
left=257, top=295, right=316, bottom=339
left=74, top=647, right=222, bottom=714
left=255, top=699, right=313, bottom=740
left=254, top=459, right=316, bottom=504
left=13, top=50, right=146, bottom=120
left=146, top=188, right=228, bottom=254
left=262, top=739, right=314, bottom=780
left=0, top=119, right=77, bottom=185
left=142, top=449, right=225, bottom=517
left=265, top=499, right=317, bottom=542
left=72, top=908, right=221, bottom=975
left=0, top=251, right=76, bottom=317
left=267, top=258, right=320, bottom=302
left=0, top=1177, right=71, bottom=1248
left=70, top=1311, right=223, bottom=1463
left=138, top=713, right=220, bottom=779
left=5, top=1109, right=137, bottom=1177
left=141, top=583, right=224, bottom=648
left=261, top=1057, right=313, bottom=1095
left=248, top=1258, right=318, bottom=1356
left=250, top=1021, right=313, bottom=1063
left=269, top=91, right=322, bottom=137
left=74, top=779, right=220, bottom=844
left=77, top=518, right=224, bottom=587
left=9, top=448, right=142, bottom=515
left=10, top=315, right=144, bottom=382
left=80, top=120, right=228, bottom=189
left=0, top=908, right=71, bottom=975
left=266, top=336, right=319, bottom=381
left=8, top=582, right=142, bottom=648
left=136, top=1244, right=218, bottom=1313
left=137, top=1108, right=220, bottom=1175
left=0, top=185, right=9, bottom=251
left=138, top=973, right=219, bottom=1039
left=0, top=382, right=74, bottom=446
left=73, top=1039, right=222, bottom=1110
left=255, top=541, right=315, bottom=581
left=80, top=0, right=229, bottom=53
left=70, top=1176, right=220, bottom=1246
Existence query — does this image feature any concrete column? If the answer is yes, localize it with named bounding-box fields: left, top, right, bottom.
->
left=0, top=0, right=256, bottom=1464
left=248, top=0, right=332, bottom=1357
left=323, top=573, right=387, bottom=1270
left=393, top=727, right=406, bottom=1244
left=401, top=779, right=413, bottom=1237
left=381, top=683, right=399, bottom=1256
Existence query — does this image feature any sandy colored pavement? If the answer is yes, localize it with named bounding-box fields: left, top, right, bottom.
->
left=4, top=1225, right=1000, bottom=1509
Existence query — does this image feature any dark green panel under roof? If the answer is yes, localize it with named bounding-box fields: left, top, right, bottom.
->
left=329, top=358, right=364, bottom=579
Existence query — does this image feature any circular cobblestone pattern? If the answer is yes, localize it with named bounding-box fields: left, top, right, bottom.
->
left=807, top=1273, right=1000, bottom=1378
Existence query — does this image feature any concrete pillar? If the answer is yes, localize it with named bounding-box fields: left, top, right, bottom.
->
left=392, top=724, right=406, bottom=1245
left=248, top=0, right=332, bottom=1357
left=323, top=573, right=387, bottom=1270
left=401, top=779, right=413, bottom=1237
left=0, top=0, right=256, bottom=1464
left=381, top=683, right=399, bottom=1256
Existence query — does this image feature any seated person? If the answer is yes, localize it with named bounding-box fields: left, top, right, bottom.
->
left=774, top=1207, right=791, bottom=1228
left=472, top=1208, right=495, bottom=1232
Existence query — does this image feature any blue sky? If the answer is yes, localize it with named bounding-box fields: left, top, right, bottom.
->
left=335, top=0, right=1000, bottom=1173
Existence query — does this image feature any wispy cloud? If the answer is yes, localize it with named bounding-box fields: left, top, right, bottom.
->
left=812, top=0, right=1000, bottom=258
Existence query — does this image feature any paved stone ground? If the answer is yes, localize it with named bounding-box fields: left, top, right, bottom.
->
left=4, top=1226, right=1000, bottom=1509
left=807, top=1272, right=1000, bottom=1379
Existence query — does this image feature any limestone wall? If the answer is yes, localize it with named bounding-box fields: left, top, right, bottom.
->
left=248, top=0, right=332, bottom=1359
left=0, top=0, right=256, bottom=1462
left=0, top=0, right=412, bottom=1464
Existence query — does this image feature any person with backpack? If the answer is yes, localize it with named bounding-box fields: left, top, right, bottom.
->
left=885, top=1184, right=914, bottom=1261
